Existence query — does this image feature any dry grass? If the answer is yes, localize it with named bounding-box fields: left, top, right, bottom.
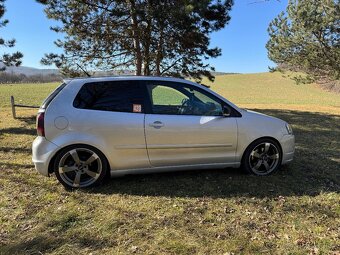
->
left=0, top=73, right=339, bottom=254
left=203, top=72, right=340, bottom=114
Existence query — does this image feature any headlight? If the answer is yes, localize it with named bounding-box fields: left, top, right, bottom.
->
left=285, top=123, right=293, bottom=135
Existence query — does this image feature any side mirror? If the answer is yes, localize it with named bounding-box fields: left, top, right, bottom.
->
left=222, top=105, right=231, bottom=117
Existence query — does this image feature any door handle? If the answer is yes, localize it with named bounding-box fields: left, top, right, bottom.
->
left=149, top=121, right=164, bottom=129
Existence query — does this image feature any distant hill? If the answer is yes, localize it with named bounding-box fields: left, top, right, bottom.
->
left=2, top=65, right=235, bottom=77
left=211, top=71, right=239, bottom=76
left=3, top=66, right=60, bottom=76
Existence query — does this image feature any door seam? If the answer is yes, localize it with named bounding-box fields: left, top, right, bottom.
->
left=235, top=118, right=239, bottom=162
left=143, top=114, right=152, bottom=166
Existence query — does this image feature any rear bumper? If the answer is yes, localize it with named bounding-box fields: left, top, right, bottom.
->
left=32, top=136, right=60, bottom=176
left=281, top=134, right=295, bottom=165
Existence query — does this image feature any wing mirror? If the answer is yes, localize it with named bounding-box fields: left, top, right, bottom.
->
left=222, top=105, right=231, bottom=117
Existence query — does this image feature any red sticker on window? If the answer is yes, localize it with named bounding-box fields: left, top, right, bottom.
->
left=133, top=104, right=142, bottom=113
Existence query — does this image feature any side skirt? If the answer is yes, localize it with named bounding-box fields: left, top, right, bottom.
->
left=110, top=162, right=241, bottom=177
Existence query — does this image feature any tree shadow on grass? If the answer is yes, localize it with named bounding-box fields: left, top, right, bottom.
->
left=0, top=162, right=34, bottom=170
left=17, top=116, right=36, bottom=126
left=0, top=116, right=36, bottom=136
left=91, top=109, right=340, bottom=198
left=0, top=126, right=36, bottom=136
left=0, top=146, right=31, bottom=154
left=0, top=234, right=111, bottom=255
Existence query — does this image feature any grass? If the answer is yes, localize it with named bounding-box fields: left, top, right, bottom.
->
left=203, top=72, right=340, bottom=114
left=0, top=82, right=59, bottom=108
left=0, top=73, right=339, bottom=254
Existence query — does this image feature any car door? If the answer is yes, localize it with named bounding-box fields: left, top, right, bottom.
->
left=71, top=80, right=150, bottom=170
left=144, top=80, right=238, bottom=167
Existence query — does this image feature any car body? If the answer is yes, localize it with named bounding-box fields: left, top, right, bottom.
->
left=32, top=76, right=295, bottom=188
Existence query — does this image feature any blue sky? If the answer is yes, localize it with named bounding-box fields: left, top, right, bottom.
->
left=1, top=0, right=287, bottom=73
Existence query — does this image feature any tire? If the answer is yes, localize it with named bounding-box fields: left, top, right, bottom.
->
left=241, top=138, right=282, bottom=176
left=54, top=144, right=108, bottom=189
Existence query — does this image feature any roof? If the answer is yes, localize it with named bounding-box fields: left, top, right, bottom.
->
left=63, top=75, right=198, bottom=86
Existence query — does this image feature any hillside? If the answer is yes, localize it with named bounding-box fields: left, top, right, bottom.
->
left=204, top=72, right=340, bottom=113
left=3, top=66, right=60, bottom=76
left=2, top=65, right=232, bottom=78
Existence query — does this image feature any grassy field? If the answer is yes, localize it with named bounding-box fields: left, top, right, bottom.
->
left=0, top=73, right=339, bottom=254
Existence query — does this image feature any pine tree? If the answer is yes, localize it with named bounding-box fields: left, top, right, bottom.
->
left=0, top=0, right=23, bottom=71
left=266, top=0, right=340, bottom=84
left=37, top=0, right=233, bottom=81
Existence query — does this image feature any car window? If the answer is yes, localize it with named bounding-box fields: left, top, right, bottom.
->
left=151, top=85, right=188, bottom=106
left=146, top=82, right=223, bottom=116
left=73, top=81, right=145, bottom=113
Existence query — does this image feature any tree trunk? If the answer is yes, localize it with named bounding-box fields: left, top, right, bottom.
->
left=129, top=0, right=142, bottom=76
left=156, top=27, right=164, bottom=76
left=143, top=7, right=152, bottom=76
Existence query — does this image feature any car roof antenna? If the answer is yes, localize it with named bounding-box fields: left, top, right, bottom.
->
left=76, top=63, right=91, bottom=77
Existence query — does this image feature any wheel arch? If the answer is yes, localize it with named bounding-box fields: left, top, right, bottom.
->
left=240, top=136, right=283, bottom=164
left=48, top=143, right=111, bottom=175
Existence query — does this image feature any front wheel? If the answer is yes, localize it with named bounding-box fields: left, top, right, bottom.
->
left=54, top=145, right=108, bottom=189
left=241, top=138, right=282, bottom=176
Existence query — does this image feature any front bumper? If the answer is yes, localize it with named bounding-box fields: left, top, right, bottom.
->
left=32, top=136, right=60, bottom=176
left=281, top=134, right=295, bottom=165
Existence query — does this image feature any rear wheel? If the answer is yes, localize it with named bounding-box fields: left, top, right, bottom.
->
left=242, top=138, right=282, bottom=176
left=54, top=145, right=108, bottom=188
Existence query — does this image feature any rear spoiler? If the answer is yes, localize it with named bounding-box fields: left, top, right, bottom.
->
left=63, top=79, right=72, bottom=84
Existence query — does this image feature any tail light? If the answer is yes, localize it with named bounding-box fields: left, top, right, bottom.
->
left=36, top=112, right=45, bottom=137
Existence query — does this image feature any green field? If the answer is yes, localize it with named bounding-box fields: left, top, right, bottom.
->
left=0, top=82, right=59, bottom=108
left=0, top=73, right=339, bottom=254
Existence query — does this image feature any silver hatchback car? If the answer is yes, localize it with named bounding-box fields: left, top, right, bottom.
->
left=32, top=76, right=295, bottom=188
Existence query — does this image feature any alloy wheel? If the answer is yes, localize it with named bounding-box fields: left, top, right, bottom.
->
left=58, top=148, right=102, bottom=188
left=248, top=142, right=280, bottom=175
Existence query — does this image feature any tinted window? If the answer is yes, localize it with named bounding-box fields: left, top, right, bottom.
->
left=41, top=83, right=67, bottom=109
left=147, top=82, right=223, bottom=116
left=73, top=81, right=144, bottom=113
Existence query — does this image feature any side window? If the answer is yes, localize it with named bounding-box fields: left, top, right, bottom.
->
left=147, top=82, right=223, bottom=116
left=151, top=85, right=188, bottom=106
left=73, top=81, right=144, bottom=113
left=147, top=85, right=188, bottom=114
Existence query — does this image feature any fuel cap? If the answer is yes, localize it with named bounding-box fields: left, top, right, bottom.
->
left=54, top=116, right=69, bottom=130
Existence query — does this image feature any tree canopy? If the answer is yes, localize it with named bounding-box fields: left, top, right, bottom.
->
left=266, top=0, right=340, bottom=84
left=37, top=0, right=233, bottom=81
left=0, top=0, right=23, bottom=71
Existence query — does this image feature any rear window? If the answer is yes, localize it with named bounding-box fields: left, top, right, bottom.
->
left=73, top=81, right=145, bottom=113
left=41, top=83, right=67, bottom=109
